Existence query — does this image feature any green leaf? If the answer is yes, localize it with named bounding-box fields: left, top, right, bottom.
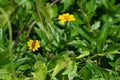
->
left=0, top=28, right=4, bottom=48
left=0, top=50, right=11, bottom=68
left=47, top=4, right=58, bottom=18
left=105, top=44, right=120, bottom=52
left=36, top=0, right=51, bottom=22
left=68, top=40, right=88, bottom=47
left=14, top=0, right=27, bottom=5
left=91, top=21, right=100, bottom=30
left=63, top=61, right=78, bottom=80
left=0, top=6, right=14, bottom=28
left=100, top=0, right=109, bottom=9
left=79, top=61, right=113, bottom=80
left=17, top=64, right=30, bottom=71
left=34, top=61, right=47, bottom=80
left=47, top=23, right=60, bottom=47
left=34, top=27, right=47, bottom=40
left=72, top=24, right=95, bottom=43
left=86, top=61, right=110, bottom=80
left=106, top=54, right=114, bottom=61
left=97, top=22, right=110, bottom=52
left=76, top=51, right=90, bottom=59
left=79, top=66, right=92, bottom=80
left=0, top=0, right=9, bottom=7
left=51, top=55, right=70, bottom=79
left=0, top=69, right=12, bottom=80
left=85, top=0, right=98, bottom=14
left=14, top=58, right=31, bottom=69
left=62, top=0, right=74, bottom=12
left=115, top=58, right=120, bottom=72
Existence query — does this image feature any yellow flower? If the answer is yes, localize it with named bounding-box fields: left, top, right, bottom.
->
left=27, top=40, right=40, bottom=51
left=58, top=13, right=75, bottom=24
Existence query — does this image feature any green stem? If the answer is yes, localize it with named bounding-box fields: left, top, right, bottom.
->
left=89, top=51, right=120, bottom=60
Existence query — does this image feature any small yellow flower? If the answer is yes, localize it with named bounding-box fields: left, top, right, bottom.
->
left=58, top=13, right=75, bottom=24
left=27, top=40, right=40, bottom=51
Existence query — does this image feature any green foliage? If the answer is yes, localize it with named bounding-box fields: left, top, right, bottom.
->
left=62, top=0, right=74, bottom=12
left=51, top=54, right=70, bottom=79
left=97, top=21, right=110, bottom=52
left=0, top=0, right=120, bottom=80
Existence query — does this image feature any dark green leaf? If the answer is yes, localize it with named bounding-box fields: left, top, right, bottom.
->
left=97, top=22, right=110, bottom=52
left=72, top=24, right=95, bottom=43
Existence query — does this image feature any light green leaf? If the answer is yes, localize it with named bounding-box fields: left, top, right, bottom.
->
left=51, top=55, right=70, bottom=79
left=34, top=61, right=47, bottom=80
left=63, top=61, right=78, bottom=80
left=76, top=51, right=90, bottom=59
left=91, top=21, right=100, bottom=30
left=68, top=40, right=89, bottom=47
left=106, top=54, right=114, bottom=61
left=0, top=69, right=12, bottom=80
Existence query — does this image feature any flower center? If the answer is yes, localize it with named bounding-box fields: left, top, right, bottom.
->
left=32, top=40, right=36, bottom=48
